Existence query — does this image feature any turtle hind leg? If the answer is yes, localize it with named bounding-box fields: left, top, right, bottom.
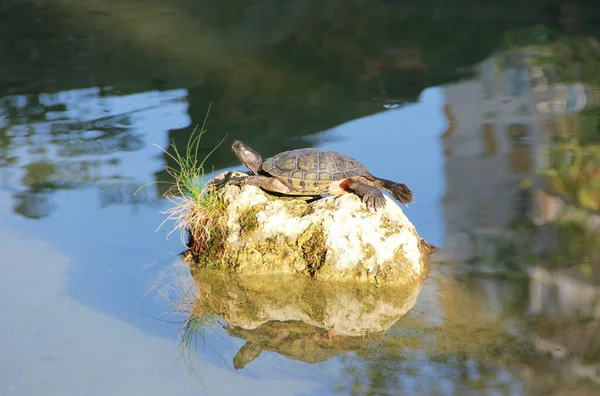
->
left=371, top=176, right=413, bottom=204
left=212, top=175, right=292, bottom=194
left=344, top=177, right=386, bottom=211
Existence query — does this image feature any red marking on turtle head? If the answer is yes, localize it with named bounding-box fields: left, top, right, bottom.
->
left=327, top=178, right=352, bottom=194
left=338, top=178, right=352, bottom=192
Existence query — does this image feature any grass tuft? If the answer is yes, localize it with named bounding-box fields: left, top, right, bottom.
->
left=137, top=105, right=229, bottom=258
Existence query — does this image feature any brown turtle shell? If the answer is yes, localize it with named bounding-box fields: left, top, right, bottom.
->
left=260, top=148, right=369, bottom=193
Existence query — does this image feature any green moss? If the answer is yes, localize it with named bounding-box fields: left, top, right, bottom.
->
left=263, top=236, right=279, bottom=249
left=197, top=228, right=227, bottom=268
left=238, top=204, right=263, bottom=237
left=246, top=190, right=316, bottom=218
left=325, top=199, right=337, bottom=211
left=300, top=223, right=328, bottom=276
left=392, top=247, right=406, bottom=264
left=277, top=198, right=317, bottom=218
left=381, top=217, right=397, bottom=238
left=184, top=194, right=229, bottom=268
left=302, top=203, right=315, bottom=217
left=261, top=236, right=284, bottom=269
left=363, top=243, right=376, bottom=261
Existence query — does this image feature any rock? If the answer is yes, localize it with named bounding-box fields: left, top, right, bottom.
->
left=184, top=171, right=432, bottom=285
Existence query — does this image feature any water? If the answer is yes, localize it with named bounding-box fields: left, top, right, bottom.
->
left=2, top=1, right=600, bottom=395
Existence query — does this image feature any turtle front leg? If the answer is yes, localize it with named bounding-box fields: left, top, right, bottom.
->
left=214, top=175, right=292, bottom=194
left=345, top=177, right=386, bottom=211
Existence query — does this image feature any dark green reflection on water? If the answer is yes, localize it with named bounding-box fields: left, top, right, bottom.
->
left=3, top=0, right=594, bottom=217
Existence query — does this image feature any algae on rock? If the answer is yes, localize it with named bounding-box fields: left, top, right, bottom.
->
left=184, top=171, right=432, bottom=285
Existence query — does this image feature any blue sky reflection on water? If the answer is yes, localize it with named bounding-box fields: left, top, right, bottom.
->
left=0, top=84, right=446, bottom=395
left=316, top=87, right=446, bottom=247
left=0, top=201, right=326, bottom=395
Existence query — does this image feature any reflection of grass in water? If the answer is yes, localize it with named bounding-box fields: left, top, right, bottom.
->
left=177, top=294, right=218, bottom=365
left=157, top=277, right=224, bottom=391
left=136, top=106, right=229, bottom=255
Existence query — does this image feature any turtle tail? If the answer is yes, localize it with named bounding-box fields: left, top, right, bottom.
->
left=372, top=177, right=413, bottom=204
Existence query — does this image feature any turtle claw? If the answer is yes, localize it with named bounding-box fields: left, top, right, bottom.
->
left=362, top=193, right=386, bottom=211
left=206, top=177, right=228, bottom=191
left=206, top=171, right=237, bottom=191
left=375, top=195, right=387, bottom=211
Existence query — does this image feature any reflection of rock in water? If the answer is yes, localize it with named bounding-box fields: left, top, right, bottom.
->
left=187, top=268, right=423, bottom=368
left=228, top=320, right=385, bottom=369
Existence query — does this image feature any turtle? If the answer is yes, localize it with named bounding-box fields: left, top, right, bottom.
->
left=212, top=140, right=413, bottom=211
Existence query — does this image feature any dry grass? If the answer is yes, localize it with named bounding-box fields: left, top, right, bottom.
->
left=160, top=181, right=228, bottom=258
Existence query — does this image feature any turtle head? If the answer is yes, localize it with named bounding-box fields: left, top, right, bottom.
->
left=232, top=140, right=262, bottom=174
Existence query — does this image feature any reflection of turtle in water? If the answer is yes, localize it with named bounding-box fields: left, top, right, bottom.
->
left=213, top=140, right=413, bottom=211
left=227, top=320, right=384, bottom=369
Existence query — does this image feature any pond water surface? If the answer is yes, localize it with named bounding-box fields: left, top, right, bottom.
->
left=2, top=1, right=600, bottom=395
